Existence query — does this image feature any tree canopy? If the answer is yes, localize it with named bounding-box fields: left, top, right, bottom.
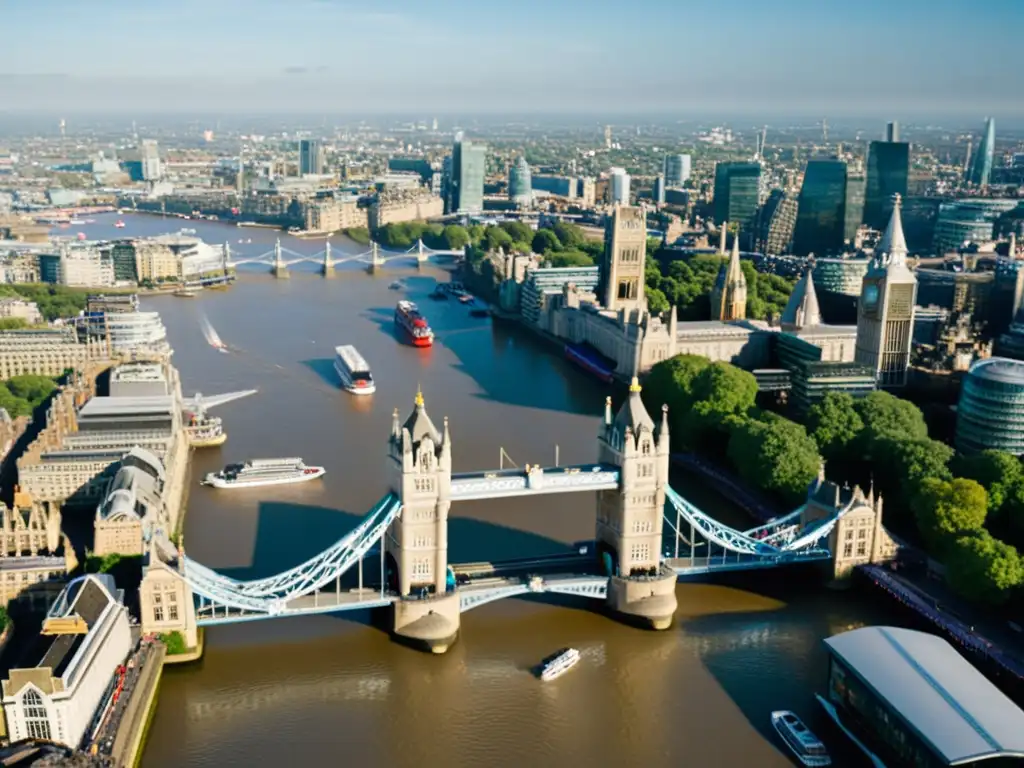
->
left=728, top=416, right=821, bottom=503
left=854, top=391, right=929, bottom=456
left=946, top=532, right=1024, bottom=605
left=913, top=477, right=988, bottom=552
left=807, top=392, right=863, bottom=462
left=0, top=374, right=58, bottom=417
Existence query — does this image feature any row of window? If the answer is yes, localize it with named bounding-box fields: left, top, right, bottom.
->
left=413, top=478, right=435, bottom=493
left=411, top=558, right=432, bottom=577
left=628, top=543, right=652, bottom=563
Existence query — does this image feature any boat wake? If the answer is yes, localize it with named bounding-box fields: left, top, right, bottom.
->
left=200, top=313, right=231, bottom=354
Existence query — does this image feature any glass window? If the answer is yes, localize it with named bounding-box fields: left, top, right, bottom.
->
left=22, top=689, right=51, bottom=741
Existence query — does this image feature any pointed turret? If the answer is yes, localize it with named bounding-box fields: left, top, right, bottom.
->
left=657, top=403, right=670, bottom=453
left=604, top=395, right=613, bottom=426
left=877, top=193, right=908, bottom=264
left=710, top=228, right=747, bottom=321
left=780, top=267, right=822, bottom=330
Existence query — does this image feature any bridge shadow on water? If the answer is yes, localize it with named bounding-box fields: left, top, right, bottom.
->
left=675, top=567, right=906, bottom=766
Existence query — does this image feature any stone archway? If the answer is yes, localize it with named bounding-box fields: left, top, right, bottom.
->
left=596, top=540, right=619, bottom=578
left=384, top=552, right=400, bottom=594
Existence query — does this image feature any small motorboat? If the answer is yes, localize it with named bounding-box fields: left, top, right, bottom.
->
left=539, top=648, right=580, bottom=681
left=771, top=710, right=831, bottom=767
left=388, top=281, right=404, bottom=290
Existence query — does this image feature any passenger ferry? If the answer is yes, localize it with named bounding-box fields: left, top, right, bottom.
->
left=771, top=710, right=832, bottom=767
left=539, top=647, right=581, bottom=681
left=394, top=300, right=434, bottom=347
left=564, top=342, right=616, bottom=383
left=202, top=458, right=326, bottom=489
left=333, top=345, right=375, bottom=395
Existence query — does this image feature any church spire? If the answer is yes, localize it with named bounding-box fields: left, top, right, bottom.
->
left=780, top=266, right=822, bottom=330
left=710, top=227, right=747, bottom=321
left=878, top=193, right=908, bottom=265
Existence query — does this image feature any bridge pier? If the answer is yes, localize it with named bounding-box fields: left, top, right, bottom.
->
left=367, top=241, right=385, bottom=274
left=605, top=567, right=679, bottom=630
left=272, top=238, right=289, bottom=279
left=321, top=241, right=335, bottom=277
left=391, top=592, right=461, bottom=653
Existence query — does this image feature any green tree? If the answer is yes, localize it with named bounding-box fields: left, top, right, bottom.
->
left=546, top=250, right=594, bottom=268
left=0, top=318, right=28, bottom=330
left=685, top=363, right=758, bottom=448
left=946, top=532, right=1024, bottom=605
left=855, top=391, right=928, bottom=456
left=552, top=221, right=585, bottom=249
left=441, top=224, right=470, bottom=250
left=953, top=450, right=1023, bottom=514
left=641, top=355, right=710, bottom=447
left=484, top=226, right=514, bottom=253
left=160, top=630, right=189, bottom=655
left=913, top=477, right=988, bottom=551
left=645, top=287, right=670, bottom=314
left=7, top=374, right=57, bottom=409
left=0, top=605, right=7, bottom=632
left=873, top=435, right=953, bottom=499
left=532, top=229, right=562, bottom=254
left=727, top=416, right=822, bottom=503
left=807, top=392, right=864, bottom=462
left=499, top=220, right=533, bottom=244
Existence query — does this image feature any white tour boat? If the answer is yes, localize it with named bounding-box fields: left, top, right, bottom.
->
left=539, top=647, right=581, bottom=681
left=771, top=710, right=832, bottom=767
left=333, top=345, right=375, bottom=395
left=202, top=458, right=326, bottom=489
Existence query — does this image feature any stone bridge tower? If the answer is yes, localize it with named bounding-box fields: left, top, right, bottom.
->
left=386, top=390, right=460, bottom=652
left=595, top=378, right=678, bottom=630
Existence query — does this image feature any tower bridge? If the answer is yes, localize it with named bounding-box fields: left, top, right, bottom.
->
left=140, top=382, right=898, bottom=654
left=224, top=238, right=465, bottom=278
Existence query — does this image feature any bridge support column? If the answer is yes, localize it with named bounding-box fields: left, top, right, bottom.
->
left=367, top=241, right=385, bottom=274
left=416, top=238, right=427, bottom=266
left=596, top=385, right=678, bottom=630
left=385, top=389, right=460, bottom=652
left=139, top=545, right=201, bottom=654
left=272, top=238, right=289, bottom=279
left=321, top=241, right=335, bottom=277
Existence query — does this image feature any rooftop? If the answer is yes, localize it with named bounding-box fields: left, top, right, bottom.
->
left=968, top=357, right=1024, bottom=386
left=78, top=395, right=176, bottom=419
left=825, top=626, right=1024, bottom=765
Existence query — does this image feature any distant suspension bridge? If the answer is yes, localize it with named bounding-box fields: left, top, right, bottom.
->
left=225, top=238, right=467, bottom=277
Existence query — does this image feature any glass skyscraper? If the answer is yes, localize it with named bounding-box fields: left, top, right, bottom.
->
left=664, top=154, right=691, bottom=187
left=863, top=140, right=909, bottom=231
left=955, top=357, right=1024, bottom=455
left=450, top=138, right=486, bottom=214
left=843, top=172, right=866, bottom=244
left=299, top=139, right=324, bottom=175
left=713, top=162, right=761, bottom=229
left=967, top=118, right=996, bottom=187
left=793, top=160, right=848, bottom=256
left=508, top=156, right=532, bottom=206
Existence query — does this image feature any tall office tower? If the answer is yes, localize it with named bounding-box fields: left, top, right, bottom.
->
left=854, top=195, right=917, bottom=387
left=713, top=162, right=762, bottom=230
left=967, top=117, right=996, bottom=187
left=139, top=139, right=162, bottom=181
left=792, top=160, right=848, bottom=256
left=710, top=234, right=747, bottom=321
left=886, top=122, right=900, bottom=143
left=236, top=147, right=245, bottom=194
left=843, top=171, right=866, bottom=244
left=863, top=129, right=909, bottom=232
left=604, top=125, right=612, bottom=150
left=609, top=167, right=631, bottom=204
left=755, top=190, right=799, bottom=256
left=299, top=139, right=324, bottom=175
left=600, top=205, right=647, bottom=314
left=507, top=156, right=532, bottom=207
left=653, top=174, right=666, bottom=206
left=664, top=154, right=691, bottom=187
left=449, top=137, right=486, bottom=214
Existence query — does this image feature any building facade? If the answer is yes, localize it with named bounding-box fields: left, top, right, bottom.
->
left=609, top=168, right=630, bottom=205
left=599, top=205, right=647, bottom=316
left=713, top=162, right=761, bottom=229
left=449, top=138, right=486, bottom=214
left=0, top=328, right=98, bottom=380
left=955, top=357, right=1024, bottom=455
left=367, top=188, right=443, bottom=230
left=793, top=160, right=848, bottom=256
left=664, top=154, right=691, bottom=187
left=507, top=156, right=532, bottom=207
left=864, top=139, right=909, bottom=231
left=967, top=118, right=996, bottom=188
left=299, top=139, right=325, bottom=176
left=755, top=190, right=798, bottom=256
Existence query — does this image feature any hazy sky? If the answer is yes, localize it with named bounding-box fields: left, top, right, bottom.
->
left=2, top=0, right=1021, bottom=117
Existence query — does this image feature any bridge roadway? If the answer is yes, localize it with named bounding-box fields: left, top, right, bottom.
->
left=449, top=463, right=620, bottom=501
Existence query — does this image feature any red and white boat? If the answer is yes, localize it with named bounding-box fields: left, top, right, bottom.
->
left=114, top=220, right=126, bottom=228
left=394, top=300, right=434, bottom=347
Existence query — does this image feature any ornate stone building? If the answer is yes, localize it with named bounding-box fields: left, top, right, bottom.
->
left=710, top=234, right=748, bottom=321
left=855, top=195, right=918, bottom=387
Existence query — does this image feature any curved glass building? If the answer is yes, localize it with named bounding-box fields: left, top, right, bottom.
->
left=508, top=156, right=532, bottom=207
left=955, top=357, right=1024, bottom=455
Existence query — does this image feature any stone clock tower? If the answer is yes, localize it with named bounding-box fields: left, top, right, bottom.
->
left=601, top=204, right=648, bottom=315
left=854, top=194, right=917, bottom=387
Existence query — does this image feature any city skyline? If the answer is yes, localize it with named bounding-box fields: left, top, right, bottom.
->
left=2, top=0, right=1022, bottom=116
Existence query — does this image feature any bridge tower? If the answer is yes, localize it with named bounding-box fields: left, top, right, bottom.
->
left=321, top=240, right=335, bottom=277
left=223, top=241, right=232, bottom=276
left=271, top=238, right=289, bottom=279
left=416, top=238, right=427, bottom=265
left=139, top=539, right=200, bottom=652
left=385, top=390, right=460, bottom=653
left=367, top=241, right=385, bottom=274
left=595, top=379, right=678, bottom=630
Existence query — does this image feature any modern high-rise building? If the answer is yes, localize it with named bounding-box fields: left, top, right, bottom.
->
left=713, top=162, right=762, bottom=229
left=967, top=117, right=996, bottom=188
left=863, top=136, right=909, bottom=231
left=448, top=137, right=486, bottom=214
left=600, top=205, right=647, bottom=315
left=609, top=168, right=630, bottom=204
left=886, top=122, right=900, bottom=142
left=793, top=160, right=848, bottom=256
left=854, top=195, right=917, bottom=387
left=299, top=139, right=324, bottom=176
left=653, top=175, right=666, bottom=206
left=843, top=172, right=866, bottom=244
left=664, top=154, right=691, bottom=187
left=508, top=156, right=532, bottom=207
left=139, top=139, right=162, bottom=181
left=755, top=190, right=799, bottom=256
left=956, top=358, right=1024, bottom=455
